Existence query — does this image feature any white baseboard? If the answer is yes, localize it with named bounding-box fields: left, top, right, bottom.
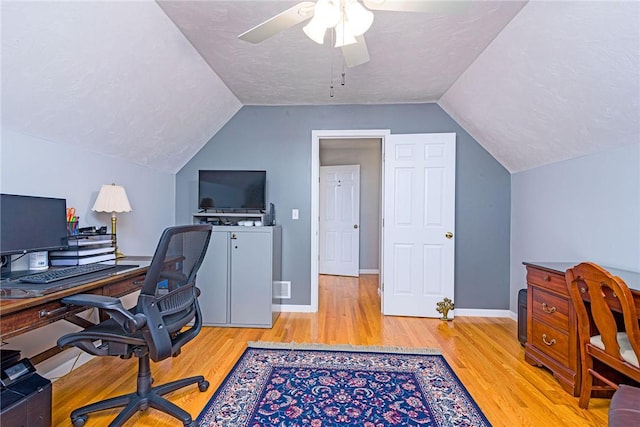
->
left=455, top=308, right=517, bottom=320
left=38, top=349, right=95, bottom=382
left=359, top=269, right=379, bottom=274
left=273, top=304, right=315, bottom=313
left=274, top=305, right=517, bottom=319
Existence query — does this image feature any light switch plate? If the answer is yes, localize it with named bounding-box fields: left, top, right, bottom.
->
left=292, top=209, right=299, bottom=220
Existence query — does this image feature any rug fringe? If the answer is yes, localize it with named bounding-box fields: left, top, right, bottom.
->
left=247, top=341, right=442, bottom=355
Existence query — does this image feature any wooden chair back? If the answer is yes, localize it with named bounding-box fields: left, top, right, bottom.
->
left=566, top=262, right=640, bottom=408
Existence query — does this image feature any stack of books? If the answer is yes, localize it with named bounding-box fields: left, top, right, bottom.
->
left=50, top=234, right=115, bottom=266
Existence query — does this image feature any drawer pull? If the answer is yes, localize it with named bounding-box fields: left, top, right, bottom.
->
left=542, top=334, right=556, bottom=346
left=542, top=275, right=550, bottom=282
left=541, top=302, right=556, bottom=314
left=39, top=306, right=68, bottom=318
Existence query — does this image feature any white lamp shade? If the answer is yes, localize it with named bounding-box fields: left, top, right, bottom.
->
left=92, top=184, right=132, bottom=213
left=345, top=1, right=374, bottom=36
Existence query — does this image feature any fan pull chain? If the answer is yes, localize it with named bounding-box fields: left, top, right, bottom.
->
left=340, top=3, right=346, bottom=87
left=330, top=28, right=335, bottom=97
left=329, top=57, right=335, bottom=97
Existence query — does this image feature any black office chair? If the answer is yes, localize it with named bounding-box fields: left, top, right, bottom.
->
left=57, top=224, right=213, bottom=427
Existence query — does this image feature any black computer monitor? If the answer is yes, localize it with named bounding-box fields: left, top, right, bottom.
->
left=0, top=193, right=68, bottom=259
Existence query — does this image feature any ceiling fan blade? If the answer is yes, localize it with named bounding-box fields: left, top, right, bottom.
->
left=362, top=0, right=469, bottom=14
left=342, top=36, right=370, bottom=68
left=239, top=1, right=316, bottom=43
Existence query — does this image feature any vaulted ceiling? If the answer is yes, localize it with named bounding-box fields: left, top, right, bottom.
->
left=2, top=1, right=638, bottom=174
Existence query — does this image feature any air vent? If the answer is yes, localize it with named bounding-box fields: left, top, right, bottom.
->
left=273, top=281, right=291, bottom=299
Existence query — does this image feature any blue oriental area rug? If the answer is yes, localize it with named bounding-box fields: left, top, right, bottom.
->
left=197, top=342, right=491, bottom=427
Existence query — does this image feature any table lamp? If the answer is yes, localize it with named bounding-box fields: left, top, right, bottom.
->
left=92, top=183, right=132, bottom=259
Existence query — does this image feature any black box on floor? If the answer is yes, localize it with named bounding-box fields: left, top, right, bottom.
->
left=1, top=358, right=52, bottom=427
left=1, top=350, right=20, bottom=367
left=517, top=288, right=528, bottom=346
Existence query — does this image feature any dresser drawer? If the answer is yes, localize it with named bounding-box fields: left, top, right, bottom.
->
left=531, top=287, right=569, bottom=330
left=527, top=267, right=567, bottom=294
left=531, top=321, right=570, bottom=367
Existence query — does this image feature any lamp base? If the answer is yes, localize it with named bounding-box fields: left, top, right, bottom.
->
left=110, top=215, right=126, bottom=259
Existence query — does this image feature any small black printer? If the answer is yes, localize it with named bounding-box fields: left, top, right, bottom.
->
left=1, top=350, right=52, bottom=427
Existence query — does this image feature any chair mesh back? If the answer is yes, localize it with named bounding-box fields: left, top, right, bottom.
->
left=138, top=225, right=212, bottom=361
left=141, top=225, right=212, bottom=298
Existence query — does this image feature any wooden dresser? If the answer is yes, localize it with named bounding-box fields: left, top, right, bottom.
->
left=523, top=261, right=640, bottom=396
left=524, top=262, right=580, bottom=395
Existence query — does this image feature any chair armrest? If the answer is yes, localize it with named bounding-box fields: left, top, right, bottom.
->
left=61, top=294, right=146, bottom=333
left=61, top=294, right=121, bottom=309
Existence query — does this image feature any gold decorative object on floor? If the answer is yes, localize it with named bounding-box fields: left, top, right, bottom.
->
left=436, top=297, right=455, bottom=321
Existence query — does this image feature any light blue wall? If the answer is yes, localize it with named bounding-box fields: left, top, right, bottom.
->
left=510, top=142, right=640, bottom=311
left=176, top=103, right=511, bottom=309
left=1, top=129, right=176, bottom=256
left=1, top=127, right=176, bottom=371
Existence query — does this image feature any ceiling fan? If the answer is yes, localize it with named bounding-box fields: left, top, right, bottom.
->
left=239, top=0, right=469, bottom=68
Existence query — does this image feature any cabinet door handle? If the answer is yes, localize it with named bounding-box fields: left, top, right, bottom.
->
left=541, top=302, right=556, bottom=314
left=542, top=334, right=556, bottom=346
left=230, top=233, right=237, bottom=240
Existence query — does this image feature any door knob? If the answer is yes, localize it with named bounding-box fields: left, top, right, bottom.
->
left=445, top=232, right=453, bottom=239
left=354, top=224, right=359, bottom=229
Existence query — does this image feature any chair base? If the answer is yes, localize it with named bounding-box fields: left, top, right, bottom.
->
left=69, top=355, right=209, bottom=427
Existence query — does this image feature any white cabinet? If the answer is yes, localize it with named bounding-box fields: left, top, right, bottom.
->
left=197, top=226, right=281, bottom=328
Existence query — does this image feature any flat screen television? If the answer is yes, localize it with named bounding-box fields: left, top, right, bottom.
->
left=0, top=194, right=69, bottom=256
left=198, top=170, right=266, bottom=211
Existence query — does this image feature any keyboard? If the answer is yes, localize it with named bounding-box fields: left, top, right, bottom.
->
left=19, top=263, right=117, bottom=284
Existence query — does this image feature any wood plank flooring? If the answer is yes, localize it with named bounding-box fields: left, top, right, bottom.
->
left=52, top=274, right=609, bottom=426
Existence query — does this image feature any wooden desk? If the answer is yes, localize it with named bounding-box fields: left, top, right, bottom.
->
left=0, top=257, right=150, bottom=364
left=523, top=261, right=640, bottom=396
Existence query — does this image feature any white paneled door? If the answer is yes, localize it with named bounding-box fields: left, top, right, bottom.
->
left=382, top=133, right=456, bottom=317
left=319, top=165, right=360, bottom=277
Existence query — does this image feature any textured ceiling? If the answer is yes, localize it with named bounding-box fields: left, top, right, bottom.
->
left=1, top=0, right=241, bottom=174
left=440, top=1, right=640, bottom=172
left=1, top=1, right=638, bottom=174
left=157, top=0, right=526, bottom=105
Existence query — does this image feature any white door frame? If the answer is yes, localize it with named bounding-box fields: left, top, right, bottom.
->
left=311, top=129, right=390, bottom=312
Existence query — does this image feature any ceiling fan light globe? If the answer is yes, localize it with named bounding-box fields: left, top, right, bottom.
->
left=315, top=0, right=341, bottom=28
left=345, top=1, right=374, bottom=36
left=303, top=17, right=328, bottom=44
left=334, top=20, right=357, bottom=47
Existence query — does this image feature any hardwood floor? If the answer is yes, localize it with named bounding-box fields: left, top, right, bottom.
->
left=52, top=274, right=609, bottom=426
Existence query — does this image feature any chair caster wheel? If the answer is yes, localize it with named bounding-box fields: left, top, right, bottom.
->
left=71, top=415, right=87, bottom=427
left=198, top=380, right=209, bottom=392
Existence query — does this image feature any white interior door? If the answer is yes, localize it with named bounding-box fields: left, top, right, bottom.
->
left=319, top=165, right=360, bottom=276
left=382, top=133, right=456, bottom=317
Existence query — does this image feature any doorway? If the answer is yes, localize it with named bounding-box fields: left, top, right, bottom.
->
left=311, top=129, right=389, bottom=312
left=311, top=130, right=457, bottom=317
